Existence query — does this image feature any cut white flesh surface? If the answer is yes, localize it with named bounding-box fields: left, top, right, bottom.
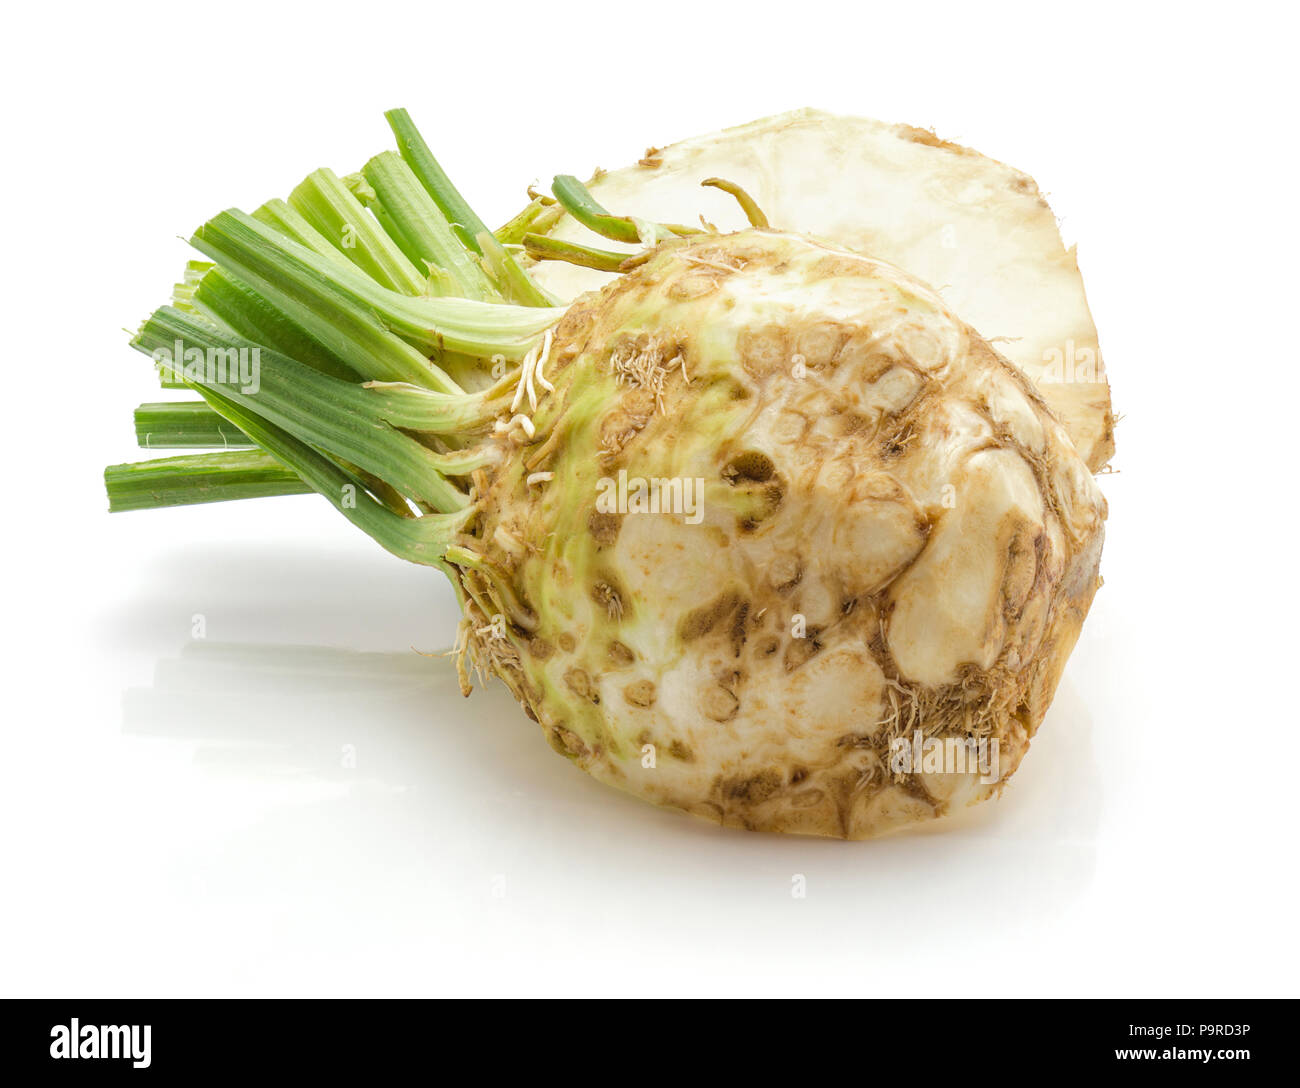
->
left=528, top=108, right=1114, bottom=471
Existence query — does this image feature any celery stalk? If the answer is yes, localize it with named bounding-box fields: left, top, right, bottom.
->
left=105, top=450, right=310, bottom=511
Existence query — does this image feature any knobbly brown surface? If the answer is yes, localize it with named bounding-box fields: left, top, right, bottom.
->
left=458, top=231, right=1107, bottom=838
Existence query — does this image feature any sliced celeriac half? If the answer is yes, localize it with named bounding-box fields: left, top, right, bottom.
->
left=527, top=108, right=1114, bottom=471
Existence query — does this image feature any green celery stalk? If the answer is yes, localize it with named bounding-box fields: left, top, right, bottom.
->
left=135, top=307, right=472, bottom=514
left=289, top=167, right=427, bottom=295
left=385, top=108, right=555, bottom=307
left=361, top=151, right=499, bottom=301
left=135, top=401, right=253, bottom=448
left=191, top=267, right=361, bottom=381
left=191, top=209, right=562, bottom=366
left=105, top=450, right=310, bottom=511
left=496, top=199, right=564, bottom=246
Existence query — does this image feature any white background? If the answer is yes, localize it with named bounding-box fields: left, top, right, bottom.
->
left=1, top=1, right=1296, bottom=997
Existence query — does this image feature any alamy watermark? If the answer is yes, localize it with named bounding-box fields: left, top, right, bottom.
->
left=595, top=468, right=705, bottom=525
left=151, top=339, right=261, bottom=394
left=50, top=1019, right=151, bottom=1069
left=889, top=731, right=1001, bottom=784
left=1040, top=339, right=1104, bottom=384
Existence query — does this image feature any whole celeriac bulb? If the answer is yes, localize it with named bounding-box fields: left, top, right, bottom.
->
left=459, top=229, right=1106, bottom=838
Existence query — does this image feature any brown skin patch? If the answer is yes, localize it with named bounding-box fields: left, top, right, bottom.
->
left=896, top=124, right=969, bottom=154
left=783, top=635, right=822, bottom=672
left=812, top=255, right=872, bottom=280
left=716, top=666, right=743, bottom=692
left=834, top=330, right=894, bottom=381
left=679, top=591, right=742, bottom=642
left=588, top=510, right=622, bottom=547
left=738, top=326, right=790, bottom=379
left=623, top=679, right=656, bottom=708
left=553, top=726, right=590, bottom=759
left=598, top=388, right=656, bottom=462
left=668, top=740, right=694, bottom=762
left=1002, top=527, right=1041, bottom=620
left=689, top=245, right=749, bottom=270
left=838, top=412, right=871, bottom=437
left=730, top=602, right=750, bottom=658
left=794, top=321, right=849, bottom=369
left=608, top=640, right=636, bottom=666
left=551, top=306, right=596, bottom=353
left=722, top=450, right=776, bottom=483
left=667, top=271, right=719, bottom=301
left=557, top=632, right=577, bottom=653
left=528, top=637, right=554, bottom=661
left=725, top=769, right=782, bottom=803
left=564, top=667, right=595, bottom=701
left=738, top=481, right=785, bottom=532
left=702, top=685, right=740, bottom=722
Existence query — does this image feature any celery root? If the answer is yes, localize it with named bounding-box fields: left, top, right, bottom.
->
left=104, top=110, right=1109, bottom=839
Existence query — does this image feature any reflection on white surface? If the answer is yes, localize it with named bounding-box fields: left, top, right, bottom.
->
left=126, top=638, right=1101, bottom=842
left=7, top=532, right=1106, bottom=996
left=114, top=617, right=1102, bottom=994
